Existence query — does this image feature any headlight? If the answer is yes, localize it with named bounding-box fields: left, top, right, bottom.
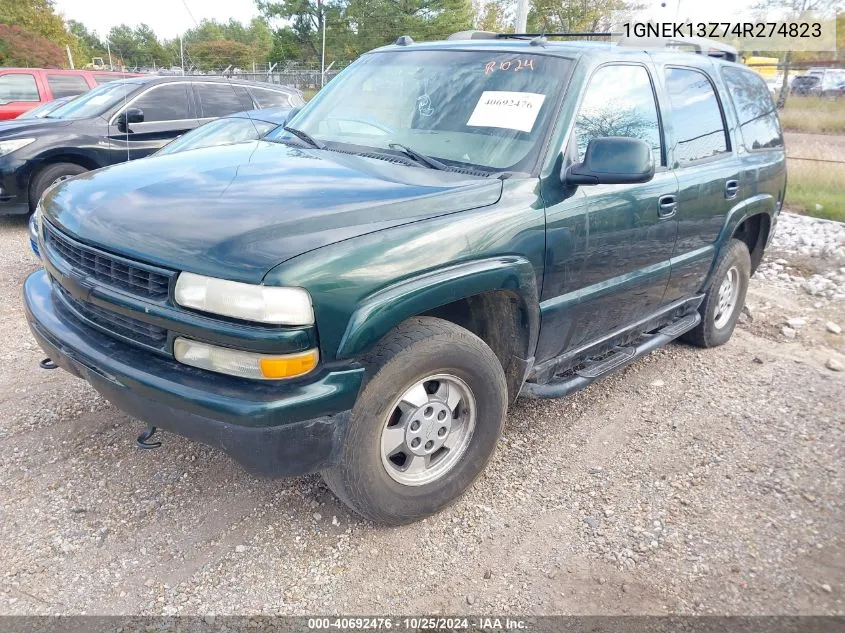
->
left=174, top=338, right=319, bottom=380
left=174, top=272, right=314, bottom=325
left=0, top=138, right=36, bottom=157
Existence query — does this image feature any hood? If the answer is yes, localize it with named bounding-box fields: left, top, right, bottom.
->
left=0, top=118, right=72, bottom=136
left=41, top=140, right=503, bottom=283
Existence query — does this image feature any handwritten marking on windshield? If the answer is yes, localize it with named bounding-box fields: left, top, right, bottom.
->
left=484, top=59, right=536, bottom=75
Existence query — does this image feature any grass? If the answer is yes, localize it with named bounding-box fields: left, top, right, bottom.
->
left=779, top=96, right=845, bottom=134
left=785, top=159, right=845, bottom=222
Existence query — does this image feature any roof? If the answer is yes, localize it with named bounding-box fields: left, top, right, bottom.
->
left=96, top=74, right=300, bottom=93
left=370, top=34, right=742, bottom=67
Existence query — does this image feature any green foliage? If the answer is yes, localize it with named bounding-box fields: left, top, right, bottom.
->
left=188, top=39, right=254, bottom=69
left=526, top=0, right=628, bottom=32
left=0, top=0, right=84, bottom=67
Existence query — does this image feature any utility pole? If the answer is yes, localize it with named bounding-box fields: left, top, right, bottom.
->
left=180, top=35, right=185, bottom=75
left=106, top=40, right=113, bottom=71
left=321, top=3, right=327, bottom=88
left=515, top=0, right=529, bottom=32
left=66, top=46, right=74, bottom=69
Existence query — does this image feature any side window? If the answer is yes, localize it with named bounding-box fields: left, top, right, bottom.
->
left=573, top=65, right=663, bottom=165
left=722, top=68, right=783, bottom=151
left=0, top=73, right=40, bottom=103
left=94, top=74, right=124, bottom=84
left=664, top=68, right=729, bottom=165
left=196, top=84, right=253, bottom=118
left=250, top=88, right=293, bottom=108
left=47, top=74, right=90, bottom=99
left=130, top=84, right=192, bottom=122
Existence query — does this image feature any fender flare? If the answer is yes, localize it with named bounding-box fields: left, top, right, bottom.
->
left=336, top=256, right=541, bottom=360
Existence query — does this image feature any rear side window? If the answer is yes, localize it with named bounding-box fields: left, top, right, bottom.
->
left=94, top=74, right=124, bottom=84
left=195, top=84, right=253, bottom=118
left=46, top=74, right=90, bottom=98
left=130, top=84, right=192, bottom=122
left=0, top=73, right=40, bottom=103
left=250, top=87, right=294, bottom=108
left=664, top=68, right=729, bottom=165
left=573, top=64, right=663, bottom=165
left=722, top=68, right=783, bottom=151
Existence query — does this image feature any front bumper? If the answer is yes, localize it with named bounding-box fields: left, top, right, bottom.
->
left=24, top=269, right=365, bottom=477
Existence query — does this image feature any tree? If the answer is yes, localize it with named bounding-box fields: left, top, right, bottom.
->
left=0, top=23, right=65, bottom=67
left=527, top=0, right=628, bottom=33
left=0, top=0, right=84, bottom=67
left=477, top=0, right=511, bottom=32
left=67, top=19, right=105, bottom=61
left=188, top=39, right=253, bottom=69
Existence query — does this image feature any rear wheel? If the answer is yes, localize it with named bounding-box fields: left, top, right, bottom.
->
left=29, top=162, right=87, bottom=212
left=683, top=238, right=751, bottom=348
left=321, top=317, right=508, bottom=525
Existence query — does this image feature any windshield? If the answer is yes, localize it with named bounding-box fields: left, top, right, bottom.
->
left=157, top=116, right=278, bottom=156
left=46, top=81, right=140, bottom=119
left=266, top=50, right=571, bottom=172
left=18, top=96, right=75, bottom=119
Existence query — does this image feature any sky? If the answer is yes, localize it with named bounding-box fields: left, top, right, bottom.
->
left=53, top=0, right=261, bottom=40
left=53, top=0, right=774, bottom=41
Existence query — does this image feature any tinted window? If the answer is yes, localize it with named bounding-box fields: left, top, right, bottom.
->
left=251, top=87, right=293, bottom=108
left=0, top=74, right=39, bottom=103
left=94, top=74, right=127, bottom=84
left=573, top=65, right=662, bottom=165
left=196, top=84, right=253, bottom=118
left=131, top=83, right=192, bottom=122
left=722, top=68, right=783, bottom=151
left=664, top=68, right=729, bottom=165
left=46, top=74, right=90, bottom=98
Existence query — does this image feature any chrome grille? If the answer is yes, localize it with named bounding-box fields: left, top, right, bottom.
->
left=44, top=222, right=171, bottom=299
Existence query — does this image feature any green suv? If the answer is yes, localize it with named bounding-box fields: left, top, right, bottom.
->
left=25, top=33, right=786, bottom=525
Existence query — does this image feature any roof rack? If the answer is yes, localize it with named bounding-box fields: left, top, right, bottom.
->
left=446, top=30, right=738, bottom=62
left=447, top=30, right=617, bottom=41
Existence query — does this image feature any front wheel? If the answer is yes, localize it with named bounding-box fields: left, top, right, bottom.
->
left=29, top=162, right=87, bottom=212
left=321, top=317, right=508, bottom=525
left=683, top=238, right=751, bottom=348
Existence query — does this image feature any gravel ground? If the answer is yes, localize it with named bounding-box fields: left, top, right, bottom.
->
left=0, top=211, right=843, bottom=616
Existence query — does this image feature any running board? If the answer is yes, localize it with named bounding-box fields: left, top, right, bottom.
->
left=522, top=312, right=701, bottom=400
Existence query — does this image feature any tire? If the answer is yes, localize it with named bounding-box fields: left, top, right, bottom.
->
left=682, top=238, right=751, bottom=348
left=321, top=317, right=508, bottom=525
left=29, top=162, right=88, bottom=212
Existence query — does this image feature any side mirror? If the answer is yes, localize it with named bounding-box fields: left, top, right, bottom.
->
left=116, top=107, right=144, bottom=131
left=284, top=106, right=302, bottom=126
left=565, top=137, right=655, bottom=186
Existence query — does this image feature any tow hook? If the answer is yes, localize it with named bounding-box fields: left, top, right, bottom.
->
left=136, top=426, right=161, bottom=449
left=39, top=358, right=58, bottom=370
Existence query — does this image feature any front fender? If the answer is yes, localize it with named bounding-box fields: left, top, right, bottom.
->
left=337, top=256, right=540, bottom=360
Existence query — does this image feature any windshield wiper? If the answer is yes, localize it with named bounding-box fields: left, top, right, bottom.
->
left=283, top=125, right=325, bottom=150
left=388, top=143, right=450, bottom=171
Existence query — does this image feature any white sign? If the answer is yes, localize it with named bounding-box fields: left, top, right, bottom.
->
left=466, top=91, right=546, bottom=133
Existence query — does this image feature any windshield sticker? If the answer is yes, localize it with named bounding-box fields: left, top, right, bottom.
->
left=484, top=59, right=535, bottom=75
left=417, top=94, right=434, bottom=117
left=466, top=91, right=546, bottom=133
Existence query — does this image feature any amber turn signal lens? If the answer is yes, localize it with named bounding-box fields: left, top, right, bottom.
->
left=259, top=349, right=319, bottom=379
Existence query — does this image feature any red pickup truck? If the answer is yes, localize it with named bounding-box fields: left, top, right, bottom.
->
left=0, top=68, right=140, bottom=120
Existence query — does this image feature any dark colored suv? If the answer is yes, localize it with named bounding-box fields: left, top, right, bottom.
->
left=0, top=76, right=304, bottom=215
left=25, top=34, right=786, bottom=525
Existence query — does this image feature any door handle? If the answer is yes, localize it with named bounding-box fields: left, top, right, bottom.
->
left=657, top=194, right=677, bottom=219
left=725, top=179, right=739, bottom=199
